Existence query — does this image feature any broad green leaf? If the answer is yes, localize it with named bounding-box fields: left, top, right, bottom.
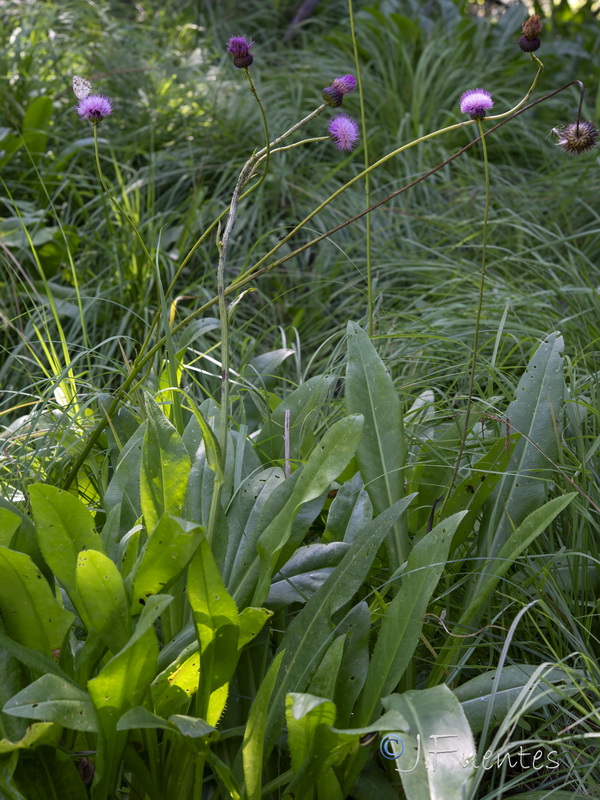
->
left=252, top=414, right=364, bottom=606
left=357, top=512, right=466, bottom=726
left=168, top=714, right=217, bottom=738
left=454, top=664, right=582, bottom=735
left=284, top=694, right=352, bottom=798
left=325, top=472, right=373, bottom=544
left=407, top=421, right=461, bottom=534
left=140, top=397, right=191, bottom=533
left=286, top=693, right=337, bottom=773
left=240, top=650, right=285, bottom=800
left=0, top=510, right=20, bottom=548
left=225, top=467, right=298, bottom=597
left=255, top=375, right=335, bottom=462
left=308, top=636, right=346, bottom=701
left=436, top=434, right=516, bottom=553
left=289, top=705, right=411, bottom=800
left=128, top=514, right=204, bottom=611
left=188, top=403, right=223, bottom=478
left=187, top=539, right=240, bottom=725
left=0, top=723, right=60, bottom=754
left=0, top=548, right=73, bottom=655
left=75, top=550, right=131, bottom=653
left=352, top=763, right=403, bottom=800
left=117, top=706, right=170, bottom=730
left=265, top=543, right=349, bottom=610
left=263, top=495, right=415, bottom=753
left=0, top=633, right=69, bottom=681
left=87, top=597, right=167, bottom=795
left=237, top=606, right=272, bottom=650
left=0, top=628, right=27, bottom=743
left=333, top=603, right=371, bottom=729
left=13, top=747, right=88, bottom=800
left=3, top=675, right=98, bottom=732
left=383, top=686, right=476, bottom=800
left=151, top=646, right=200, bottom=718
left=103, top=421, right=146, bottom=546
left=430, top=493, right=576, bottom=684
left=29, top=483, right=104, bottom=600
left=478, top=332, right=565, bottom=560
left=346, top=322, right=408, bottom=567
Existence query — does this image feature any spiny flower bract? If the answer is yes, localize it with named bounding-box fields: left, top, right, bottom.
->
left=328, top=113, right=359, bottom=152
left=459, top=88, right=494, bottom=119
left=554, top=120, right=598, bottom=155
left=227, top=36, right=253, bottom=68
left=76, top=94, right=113, bottom=123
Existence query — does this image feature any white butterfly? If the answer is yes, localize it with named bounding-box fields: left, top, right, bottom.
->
left=72, top=75, right=92, bottom=100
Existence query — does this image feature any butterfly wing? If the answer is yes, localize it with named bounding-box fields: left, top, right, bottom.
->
left=72, top=75, right=92, bottom=100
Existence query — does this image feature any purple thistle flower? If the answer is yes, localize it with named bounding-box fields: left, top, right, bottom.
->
left=459, top=88, right=494, bottom=120
left=323, top=74, right=357, bottom=108
left=328, top=113, right=360, bottom=152
left=332, top=74, right=357, bottom=95
left=227, top=36, right=253, bottom=69
left=76, top=94, right=113, bottom=123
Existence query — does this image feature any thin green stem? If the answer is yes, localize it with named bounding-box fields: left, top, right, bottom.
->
left=244, top=68, right=271, bottom=190
left=348, top=0, right=374, bottom=335
left=93, top=125, right=154, bottom=268
left=446, top=118, right=491, bottom=500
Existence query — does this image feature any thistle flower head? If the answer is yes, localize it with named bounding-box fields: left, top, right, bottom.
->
left=227, top=36, right=253, bottom=69
left=459, top=88, right=494, bottom=120
left=76, top=94, right=113, bottom=123
left=554, top=120, right=598, bottom=155
left=328, top=113, right=359, bottom=152
left=322, top=74, right=357, bottom=107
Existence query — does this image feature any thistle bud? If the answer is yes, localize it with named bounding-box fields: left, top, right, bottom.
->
left=322, top=74, right=357, bottom=107
left=519, top=15, right=542, bottom=52
left=554, top=121, right=598, bottom=155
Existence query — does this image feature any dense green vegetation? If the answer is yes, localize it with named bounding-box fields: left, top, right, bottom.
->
left=0, top=0, right=599, bottom=797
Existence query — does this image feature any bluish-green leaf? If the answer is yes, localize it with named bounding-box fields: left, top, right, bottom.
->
left=3, top=675, right=97, bottom=733
left=382, top=686, right=476, bottom=800
left=346, top=322, right=408, bottom=567
left=357, top=512, right=465, bottom=725
left=454, top=664, right=582, bottom=735
left=252, top=414, right=364, bottom=606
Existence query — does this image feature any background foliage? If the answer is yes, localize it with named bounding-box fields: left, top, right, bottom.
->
left=0, top=0, right=599, bottom=798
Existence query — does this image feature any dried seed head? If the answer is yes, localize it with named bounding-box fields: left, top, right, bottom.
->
left=520, top=15, right=542, bottom=52
left=522, top=15, right=543, bottom=39
left=554, top=120, right=598, bottom=155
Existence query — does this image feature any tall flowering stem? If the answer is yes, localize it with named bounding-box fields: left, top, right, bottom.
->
left=216, top=67, right=269, bottom=457
left=348, top=0, right=374, bottom=335
left=446, top=117, right=491, bottom=499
